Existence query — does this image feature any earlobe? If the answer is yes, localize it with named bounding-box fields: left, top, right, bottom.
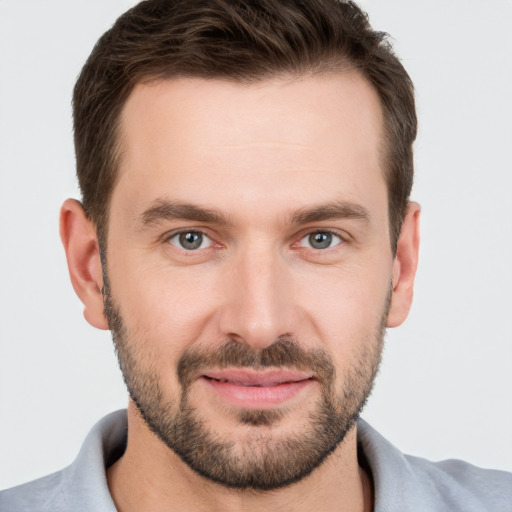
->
left=387, top=202, right=421, bottom=328
left=59, top=199, right=109, bottom=330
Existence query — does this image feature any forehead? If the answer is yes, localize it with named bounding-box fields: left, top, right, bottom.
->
left=113, top=73, right=386, bottom=225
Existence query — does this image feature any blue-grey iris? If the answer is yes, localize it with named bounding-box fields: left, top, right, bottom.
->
left=309, top=232, right=332, bottom=249
left=180, top=232, right=203, bottom=250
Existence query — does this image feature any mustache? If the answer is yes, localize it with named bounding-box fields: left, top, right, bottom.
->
left=177, top=336, right=335, bottom=388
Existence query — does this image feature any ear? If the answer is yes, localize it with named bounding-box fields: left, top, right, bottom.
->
left=59, top=199, right=109, bottom=330
left=387, top=202, right=421, bottom=328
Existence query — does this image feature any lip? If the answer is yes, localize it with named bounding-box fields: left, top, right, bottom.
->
left=200, top=368, right=315, bottom=409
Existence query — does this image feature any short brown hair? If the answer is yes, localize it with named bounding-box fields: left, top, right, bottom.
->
left=73, top=0, right=416, bottom=250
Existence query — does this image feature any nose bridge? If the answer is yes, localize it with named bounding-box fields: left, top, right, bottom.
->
left=219, top=240, right=297, bottom=349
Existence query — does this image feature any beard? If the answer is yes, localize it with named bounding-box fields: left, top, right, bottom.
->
left=102, top=272, right=387, bottom=491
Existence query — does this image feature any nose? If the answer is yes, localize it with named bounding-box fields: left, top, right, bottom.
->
left=218, top=245, right=301, bottom=350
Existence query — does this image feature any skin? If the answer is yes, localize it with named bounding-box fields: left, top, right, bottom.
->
left=60, top=72, right=420, bottom=512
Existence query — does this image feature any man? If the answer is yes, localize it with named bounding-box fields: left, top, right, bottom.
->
left=1, top=0, right=510, bottom=510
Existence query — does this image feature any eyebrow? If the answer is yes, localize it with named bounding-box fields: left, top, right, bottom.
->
left=138, top=200, right=232, bottom=227
left=289, top=200, right=370, bottom=225
left=137, top=198, right=370, bottom=229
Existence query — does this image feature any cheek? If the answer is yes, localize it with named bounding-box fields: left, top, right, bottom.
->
left=110, top=259, right=222, bottom=349
left=295, top=261, right=391, bottom=352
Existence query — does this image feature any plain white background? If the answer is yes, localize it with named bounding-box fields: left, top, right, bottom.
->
left=1, top=0, right=511, bottom=489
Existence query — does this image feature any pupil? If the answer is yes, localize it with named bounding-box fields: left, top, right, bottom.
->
left=180, top=232, right=202, bottom=250
left=310, top=232, right=331, bottom=249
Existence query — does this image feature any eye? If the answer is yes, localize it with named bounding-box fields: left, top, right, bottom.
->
left=168, top=231, right=213, bottom=251
left=299, top=231, right=342, bottom=250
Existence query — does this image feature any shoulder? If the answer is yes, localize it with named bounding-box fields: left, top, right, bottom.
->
left=0, top=410, right=126, bottom=512
left=403, top=453, right=512, bottom=511
left=0, top=471, right=68, bottom=512
left=357, top=419, right=512, bottom=512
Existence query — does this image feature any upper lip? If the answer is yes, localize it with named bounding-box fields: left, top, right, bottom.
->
left=202, top=368, right=314, bottom=387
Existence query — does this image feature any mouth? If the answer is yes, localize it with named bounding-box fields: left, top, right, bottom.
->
left=199, top=368, right=315, bottom=409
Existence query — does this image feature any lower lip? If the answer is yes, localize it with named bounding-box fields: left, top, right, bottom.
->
left=201, top=377, right=314, bottom=409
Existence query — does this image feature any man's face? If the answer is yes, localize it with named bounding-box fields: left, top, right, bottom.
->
left=104, top=73, right=395, bottom=489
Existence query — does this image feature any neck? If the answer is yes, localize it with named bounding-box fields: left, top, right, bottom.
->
left=107, top=403, right=373, bottom=512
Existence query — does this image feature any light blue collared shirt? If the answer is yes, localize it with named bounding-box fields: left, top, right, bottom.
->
left=1, top=410, right=510, bottom=511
